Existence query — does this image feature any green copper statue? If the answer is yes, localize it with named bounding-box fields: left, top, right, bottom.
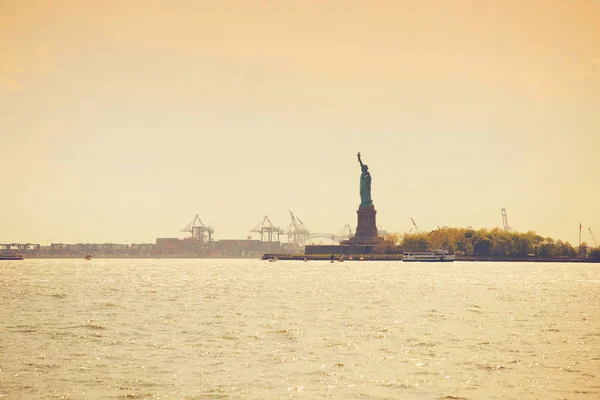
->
left=357, top=152, right=373, bottom=206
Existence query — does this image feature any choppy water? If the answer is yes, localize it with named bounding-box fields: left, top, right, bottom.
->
left=1, top=259, right=599, bottom=399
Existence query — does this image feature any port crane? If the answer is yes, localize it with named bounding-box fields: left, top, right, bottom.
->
left=501, top=208, right=513, bottom=232
left=589, top=228, right=598, bottom=247
left=251, top=216, right=284, bottom=243
left=410, top=217, right=420, bottom=234
left=286, top=210, right=310, bottom=247
left=181, top=215, right=214, bottom=244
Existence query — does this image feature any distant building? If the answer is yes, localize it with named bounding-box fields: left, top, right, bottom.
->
left=156, top=238, right=183, bottom=253
left=212, top=239, right=281, bottom=257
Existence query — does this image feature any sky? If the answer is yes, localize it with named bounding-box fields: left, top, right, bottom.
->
left=1, top=0, right=599, bottom=246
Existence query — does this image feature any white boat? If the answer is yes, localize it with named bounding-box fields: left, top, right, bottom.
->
left=403, top=249, right=455, bottom=262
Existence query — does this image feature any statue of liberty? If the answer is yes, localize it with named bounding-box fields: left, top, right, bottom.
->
left=357, top=152, right=373, bottom=206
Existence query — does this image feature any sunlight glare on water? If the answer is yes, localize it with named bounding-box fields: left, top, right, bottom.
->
left=1, top=259, right=599, bottom=399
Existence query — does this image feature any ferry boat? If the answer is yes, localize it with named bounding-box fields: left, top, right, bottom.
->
left=84, top=254, right=92, bottom=260
left=0, top=253, right=24, bottom=260
left=403, top=249, right=455, bottom=262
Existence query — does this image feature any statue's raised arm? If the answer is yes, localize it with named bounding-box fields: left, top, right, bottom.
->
left=357, top=152, right=364, bottom=168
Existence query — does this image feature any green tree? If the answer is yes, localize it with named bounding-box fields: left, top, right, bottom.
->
left=398, top=226, right=577, bottom=259
left=532, top=234, right=544, bottom=254
left=383, top=232, right=402, bottom=246
left=382, top=233, right=402, bottom=254
left=401, top=233, right=430, bottom=251
left=538, top=240, right=558, bottom=258
left=513, top=235, right=533, bottom=257
left=490, top=228, right=511, bottom=256
left=554, top=240, right=576, bottom=258
left=561, top=242, right=577, bottom=258
left=578, top=242, right=589, bottom=258
left=474, top=237, right=493, bottom=256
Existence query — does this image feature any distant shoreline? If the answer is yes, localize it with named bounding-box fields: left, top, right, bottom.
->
left=21, top=255, right=256, bottom=260
left=261, top=254, right=600, bottom=263
left=10, top=255, right=600, bottom=263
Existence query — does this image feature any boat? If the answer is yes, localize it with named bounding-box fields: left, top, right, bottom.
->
left=84, top=254, right=92, bottom=260
left=403, top=249, right=455, bottom=262
left=0, top=253, right=24, bottom=260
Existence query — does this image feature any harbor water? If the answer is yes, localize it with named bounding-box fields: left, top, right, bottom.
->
left=1, top=259, right=599, bottom=399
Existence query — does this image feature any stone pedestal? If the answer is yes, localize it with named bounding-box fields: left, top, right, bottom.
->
left=306, top=204, right=393, bottom=255
left=355, top=205, right=378, bottom=238
left=342, top=204, right=385, bottom=247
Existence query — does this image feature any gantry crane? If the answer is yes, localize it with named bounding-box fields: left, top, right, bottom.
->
left=501, top=208, right=513, bottom=232
left=181, top=215, right=214, bottom=244
left=589, top=227, right=598, bottom=247
left=251, top=216, right=284, bottom=243
left=410, top=217, right=420, bottom=234
left=286, top=210, right=310, bottom=247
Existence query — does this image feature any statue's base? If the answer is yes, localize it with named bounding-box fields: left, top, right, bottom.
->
left=305, top=236, right=392, bottom=255
left=354, top=204, right=378, bottom=238
left=304, top=202, right=399, bottom=255
left=341, top=203, right=385, bottom=248
left=342, top=236, right=385, bottom=247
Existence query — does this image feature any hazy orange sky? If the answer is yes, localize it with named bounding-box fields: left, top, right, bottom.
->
left=1, top=0, right=599, bottom=245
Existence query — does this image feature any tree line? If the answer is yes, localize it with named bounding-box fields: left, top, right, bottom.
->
left=384, top=227, right=600, bottom=259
